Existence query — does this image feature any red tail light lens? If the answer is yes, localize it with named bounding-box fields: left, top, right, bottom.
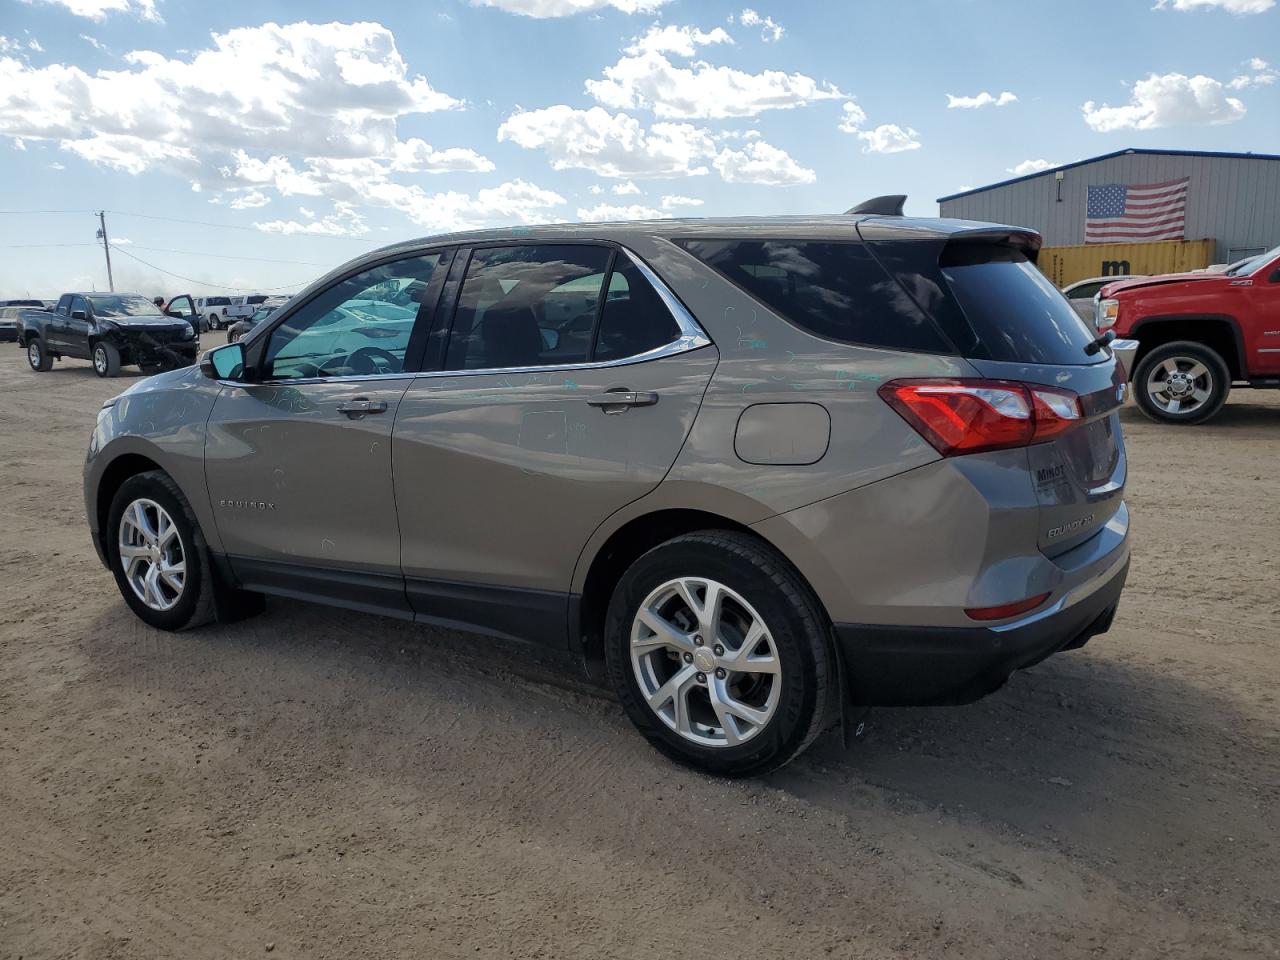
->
left=965, top=592, right=1051, bottom=621
left=878, top=379, right=1083, bottom=456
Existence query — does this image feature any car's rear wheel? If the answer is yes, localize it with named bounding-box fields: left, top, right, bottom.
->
left=108, top=472, right=217, bottom=630
left=1133, top=341, right=1230, bottom=425
left=604, top=531, right=834, bottom=777
left=93, top=341, right=121, bottom=378
left=27, top=337, right=53, bottom=372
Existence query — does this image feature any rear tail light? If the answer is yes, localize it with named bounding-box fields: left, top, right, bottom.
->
left=878, top=379, right=1083, bottom=456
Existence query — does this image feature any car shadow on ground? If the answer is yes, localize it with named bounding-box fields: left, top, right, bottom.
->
left=1119, top=396, right=1280, bottom=429
left=82, top=592, right=1273, bottom=875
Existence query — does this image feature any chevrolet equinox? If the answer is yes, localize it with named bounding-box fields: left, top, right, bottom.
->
left=84, top=205, right=1132, bottom=776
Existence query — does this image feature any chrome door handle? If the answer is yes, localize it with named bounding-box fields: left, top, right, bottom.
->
left=586, top=390, right=659, bottom=412
left=337, top=398, right=388, bottom=417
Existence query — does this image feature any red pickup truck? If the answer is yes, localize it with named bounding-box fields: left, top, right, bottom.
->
left=1097, top=244, right=1280, bottom=423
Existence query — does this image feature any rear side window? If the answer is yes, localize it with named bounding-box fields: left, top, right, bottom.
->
left=678, top=239, right=951, bottom=353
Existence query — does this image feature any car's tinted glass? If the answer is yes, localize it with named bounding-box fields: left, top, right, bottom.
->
left=678, top=239, right=951, bottom=353
left=594, top=255, right=683, bottom=362
left=70, top=295, right=89, bottom=316
left=938, top=244, right=1099, bottom=365
left=56, top=295, right=71, bottom=314
left=87, top=294, right=163, bottom=318
left=264, top=253, right=442, bottom=380
left=1067, top=281, right=1105, bottom=300
left=207, top=296, right=232, bottom=307
left=446, top=244, right=613, bottom=370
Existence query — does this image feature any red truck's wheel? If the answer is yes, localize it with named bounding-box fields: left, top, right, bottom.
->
left=1133, top=341, right=1230, bottom=425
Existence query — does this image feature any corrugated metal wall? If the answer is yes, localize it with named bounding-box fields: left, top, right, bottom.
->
left=1039, top=239, right=1214, bottom=287
left=939, top=152, right=1280, bottom=263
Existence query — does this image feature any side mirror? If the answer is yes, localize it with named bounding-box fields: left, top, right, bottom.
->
left=71, top=310, right=87, bottom=321
left=200, top=342, right=246, bottom=381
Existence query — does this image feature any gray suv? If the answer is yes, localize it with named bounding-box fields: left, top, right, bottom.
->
left=84, top=211, right=1131, bottom=776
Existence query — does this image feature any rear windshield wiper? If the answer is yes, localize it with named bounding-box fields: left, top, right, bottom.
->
left=1084, top=330, right=1116, bottom=356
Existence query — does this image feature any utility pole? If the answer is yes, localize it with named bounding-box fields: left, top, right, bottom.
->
left=96, top=210, right=115, bottom=292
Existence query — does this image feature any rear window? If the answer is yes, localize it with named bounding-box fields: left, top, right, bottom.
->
left=936, top=244, right=1099, bottom=365
left=678, top=239, right=951, bottom=353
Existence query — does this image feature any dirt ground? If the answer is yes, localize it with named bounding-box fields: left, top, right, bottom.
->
left=1, top=336, right=1277, bottom=960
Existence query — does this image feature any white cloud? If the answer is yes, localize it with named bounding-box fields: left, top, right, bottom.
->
left=0, top=21, right=463, bottom=168
left=23, top=0, right=161, bottom=22
left=588, top=184, right=603, bottom=194
left=60, top=133, right=197, bottom=174
left=0, top=37, right=21, bottom=53
left=586, top=49, right=843, bottom=118
left=661, top=194, right=703, bottom=209
left=714, top=140, right=814, bottom=185
left=1082, top=72, right=1246, bottom=130
left=49, top=160, right=64, bottom=169
left=611, top=179, right=640, bottom=194
left=1007, top=158, right=1061, bottom=175
left=946, top=90, right=1018, bottom=109
left=740, top=8, right=784, bottom=42
left=855, top=124, right=921, bottom=154
left=625, top=24, right=731, bottom=56
left=837, top=100, right=867, bottom=133
left=498, top=105, right=716, bottom=178
left=467, top=0, right=672, bottom=16
left=28, top=38, right=44, bottom=52
left=577, top=202, right=669, bottom=221
left=1154, top=0, right=1274, bottom=13
left=229, top=189, right=271, bottom=209
left=1228, top=57, right=1278, bottom=88
left=255, top=200, right=369, bottom=237
left=390, top=138, right=495, bottom=173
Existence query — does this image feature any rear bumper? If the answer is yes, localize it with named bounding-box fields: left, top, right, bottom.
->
left=835, top=556, right=1128, bottom=706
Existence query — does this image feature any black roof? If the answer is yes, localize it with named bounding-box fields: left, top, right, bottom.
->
left=937, top=147, right=1280, bottom=203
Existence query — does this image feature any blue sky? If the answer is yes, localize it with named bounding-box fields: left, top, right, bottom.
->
left=1, top=0, right=1277, bottom=297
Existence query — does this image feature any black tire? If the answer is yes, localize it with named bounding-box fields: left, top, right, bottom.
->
left=604, top=530, right=835, bottom=777
left=92, top=340, right=121, bottom=378
left=1133, top=340, right=1230, bottom=425
left=107, top=471, right=217, bottom=631
left=26, top=337, right=53, bottom=372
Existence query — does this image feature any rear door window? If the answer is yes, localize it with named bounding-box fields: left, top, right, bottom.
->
left=446, top=244, right=613, bottom=370
left=677, top=239, right=951, bottom=353
left=594, top=255, right=682, bottom=362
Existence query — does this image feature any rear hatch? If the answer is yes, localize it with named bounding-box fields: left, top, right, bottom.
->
left=864, top=230, right=1126, bottom=557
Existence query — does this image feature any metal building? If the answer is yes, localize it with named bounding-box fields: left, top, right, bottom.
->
left=937, top=148, right=1280, bottom=284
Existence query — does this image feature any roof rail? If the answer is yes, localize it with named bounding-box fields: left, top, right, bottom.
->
left=845, top=195, right=907, bottom=216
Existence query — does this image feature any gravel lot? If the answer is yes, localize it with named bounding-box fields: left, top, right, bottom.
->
left=1, top=336, right=1277, bottom=959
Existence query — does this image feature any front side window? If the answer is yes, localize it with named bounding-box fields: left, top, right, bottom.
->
left=264, top=253, right=442, bottom=380
left=447, top=244, right=613, bottom=370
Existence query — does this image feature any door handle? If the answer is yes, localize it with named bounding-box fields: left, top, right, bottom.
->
left=336, top=398, right=388, bottom=417
left=586, top=389, right=659, bottom=412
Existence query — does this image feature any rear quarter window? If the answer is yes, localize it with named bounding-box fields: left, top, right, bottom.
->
left=677, top=239, right=952, bottom=353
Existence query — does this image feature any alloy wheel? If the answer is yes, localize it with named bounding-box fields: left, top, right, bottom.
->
left=118, top=498, right=186, bottom=611
left=1145, top=355, right=1213, bottom=416
left=630, top=577, right=781, bottom=747
left=27, top=342, right=40, bottom=368
left=94, top=346, right=108, bottom=375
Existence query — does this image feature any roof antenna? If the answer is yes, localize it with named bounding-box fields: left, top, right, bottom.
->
left=845, top=195, right=907, bottom=216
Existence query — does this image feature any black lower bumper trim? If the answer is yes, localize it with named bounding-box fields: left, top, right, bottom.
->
left=834, top=560, right=1129, bottom=706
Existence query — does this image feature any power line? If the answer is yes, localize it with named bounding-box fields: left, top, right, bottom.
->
left=111, top=242, right=335, bottom=268
left=0, top=242, right=99, bottom=249
left=107, top=244, right=310, bottom=293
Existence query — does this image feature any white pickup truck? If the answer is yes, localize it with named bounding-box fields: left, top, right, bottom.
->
left=222, top=294, right=271, bottom=325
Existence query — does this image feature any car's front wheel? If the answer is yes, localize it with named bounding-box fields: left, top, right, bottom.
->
left=93, top=341, right=121, bottom=378
left=605, top=531, right=835, bottom=777
left=108, top=472, right=218, bottom=630
left=1133, top=340, right=1230, bottom=424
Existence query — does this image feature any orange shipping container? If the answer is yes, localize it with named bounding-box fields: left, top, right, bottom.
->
left=1038, top=239, right=1215, bottom=288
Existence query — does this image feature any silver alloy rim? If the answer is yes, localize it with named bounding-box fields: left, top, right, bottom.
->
left=28, top=342, right=40, bottom=367
left=94, top=346, right=107, bottom=374
left=630, top=577, right=781, bottom=748
left=1146, top=355, right=1213, bottom=415
left=118, top=498, right=186, bottom=611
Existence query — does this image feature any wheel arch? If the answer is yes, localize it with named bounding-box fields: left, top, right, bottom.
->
left=93, top=452, right=167, bottom=565
left=1130, top=315, right=1247, bottom=380
left=573, top=507, right=814, bottom=672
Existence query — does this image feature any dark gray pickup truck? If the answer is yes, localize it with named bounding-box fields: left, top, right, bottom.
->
left=20, top=292, right=200, bottom=377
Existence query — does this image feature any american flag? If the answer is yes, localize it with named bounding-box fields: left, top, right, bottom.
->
left=1085, top=177, right=1189, bottom=244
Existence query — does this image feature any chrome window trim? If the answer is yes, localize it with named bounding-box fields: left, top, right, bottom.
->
left=233, top=243, right=712, bottom=388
